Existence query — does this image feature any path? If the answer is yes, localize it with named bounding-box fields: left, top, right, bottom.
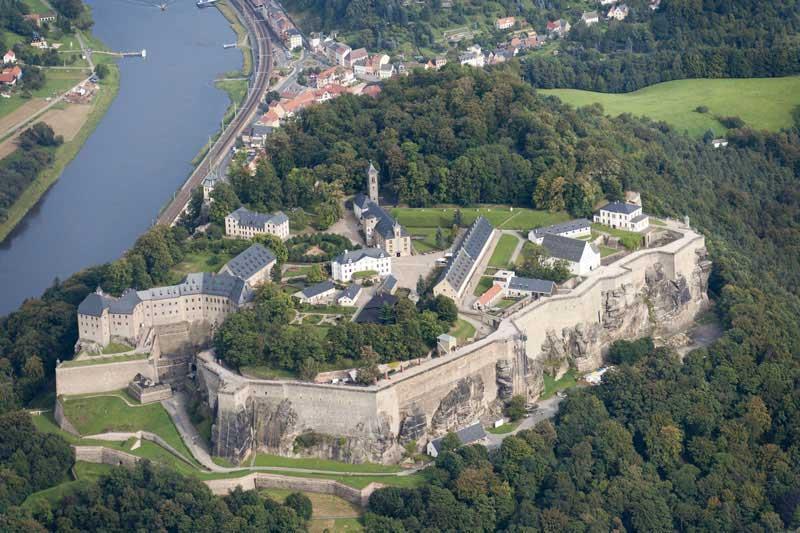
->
left=503, top=229, right=526, bottom=265
left=485, top=395, right=564, bottom=449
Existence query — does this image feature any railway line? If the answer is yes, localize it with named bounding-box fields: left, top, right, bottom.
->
left=157, top=0, right=272, bottom=226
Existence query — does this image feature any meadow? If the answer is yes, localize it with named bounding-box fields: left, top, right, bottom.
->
left=541, top=76, right=800, bottom=137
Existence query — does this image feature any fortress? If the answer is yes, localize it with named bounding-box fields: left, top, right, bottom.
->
left=58, top=219, right=711, bottom=465
left=195, top=222, right=711, bottom=464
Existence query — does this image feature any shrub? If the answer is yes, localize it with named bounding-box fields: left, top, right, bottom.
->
left=695, top=105, right=709, bottom=113
left=718, top=115, right=745, bottom=129
left=607, top=337, right=654, bottom=365
left=285, top=492, right=313, bottom=521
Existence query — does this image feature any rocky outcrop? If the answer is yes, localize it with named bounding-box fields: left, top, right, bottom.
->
left=253, top=398, right=298, bottom=453
left=290, top=415, right=396, bottom=464
left=213, top=400, right=253, bottom=465
left=495, top=360, right=514, bottom=400
left=398, top=408, right=427, bottom=445
left=540, top=324, right=603, bottom=374
left=431, top=376, right=485, bottom=433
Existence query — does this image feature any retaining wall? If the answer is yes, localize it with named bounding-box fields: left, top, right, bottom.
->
left=56, top=357, right=157, bottom=396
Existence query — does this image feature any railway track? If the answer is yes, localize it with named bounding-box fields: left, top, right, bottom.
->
left=157, top=0, right=272, bottom=226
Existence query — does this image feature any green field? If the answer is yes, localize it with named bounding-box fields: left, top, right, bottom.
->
left=391, top=206, right=569, bottom=231
left=488, top=234, right=519, bottom=268
left=254, top=453, right=403, bottom=474
left=541, top=76, right=800, bottom=137
left=449, top=318, right=476, bottom=341
left=60, top=353, right=147, bottom=368
left=591, top=223, right=643, bottom=251
left=60, top=392, right=194, bottom=462
left=487, top=421, right=520, bottom=435
left=541, top=369, right=578, bottom=400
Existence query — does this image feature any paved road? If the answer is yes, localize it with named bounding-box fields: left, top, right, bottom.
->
left=156, top=0, right=273, bottom=226
left=485, top=395, right=564, bottom=449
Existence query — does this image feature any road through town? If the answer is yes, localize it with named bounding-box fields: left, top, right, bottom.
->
left=156, top=0, right=273, bottom=226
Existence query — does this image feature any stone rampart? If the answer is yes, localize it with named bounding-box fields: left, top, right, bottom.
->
left=204, top=472, right=381, bottom=507
left=56, top=357, right=157, bottom=396
left=73, top=446, right=140, bottom=468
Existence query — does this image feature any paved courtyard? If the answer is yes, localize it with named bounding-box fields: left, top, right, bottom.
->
left=392, top=252, right=445, bottom=293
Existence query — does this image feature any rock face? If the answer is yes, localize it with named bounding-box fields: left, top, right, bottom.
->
left=495, top=360, right=514, bottom=400
left=398, top=409, right=427, bottom=445
left=431, top=376, right=485, bottom=432
left=213, top=400, right=253, bottom=464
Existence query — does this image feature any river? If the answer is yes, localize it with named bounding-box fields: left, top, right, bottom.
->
left=0, top=0, right=241, bottom=315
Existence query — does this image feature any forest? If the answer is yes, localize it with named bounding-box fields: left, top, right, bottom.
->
left=0, top=123, right=62, bottom=224
left=0, top=63, right=799, bottom=528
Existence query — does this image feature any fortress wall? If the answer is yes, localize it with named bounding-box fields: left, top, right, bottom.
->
left=56, top=358, right=156, bottom=396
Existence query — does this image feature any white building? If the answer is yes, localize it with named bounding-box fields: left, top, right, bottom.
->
left=495, top=17, right=515, bottom=30
left=3, top=50, right=16, bottom=64
left=225, top=207, right=290, bottom=240
left=593, top=201, right=650, bottom=232
left=294, top=280, right=337, bottom=304
left=459, top=45, right=485, bottom=68
left=337, top=284, right=362, bottom=306
left=286, top=29, right=302, bottom=50
left=528, top=218, right=592, bottom=244
left=331, top=248, right=391, bottom=282
left=541, top=233, right=601, bottom=277
left=581, top=11, right=600, bottom=26
left=607, top=4, right=629, bottom=20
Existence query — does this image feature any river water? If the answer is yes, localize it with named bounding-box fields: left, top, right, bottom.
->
left=0, top=0, right=241, bottom=315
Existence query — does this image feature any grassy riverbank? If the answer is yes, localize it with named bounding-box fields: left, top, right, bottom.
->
left=0, top=40, right=120, bottom=243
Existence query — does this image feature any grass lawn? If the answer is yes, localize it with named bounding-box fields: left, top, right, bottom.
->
left=23, top=0, right=51, bottom=12
left=284, top=265, right=314, bottom=278
left=101, top=342, right=133, bottom=354
left=540, top=76, right=800, bottom=137
left=599, top=245, right=618, bottom=258
left=487, top=421, right=520, bottom=435
left=591, top=223, right=643, bottom=251
left=496, top=298, right=519, bottom=309
left=261, top=488, right=362, bottom=518
left=302, top=314, right=324, bottom=325
left=0, top=69, right=87, bottom=119
left=449, top=318, right=476, bottom=342
left=60, top=353, right=148, bottom=368
left=488, top=234, right=519, bottom=268
left=254, top=453, right=403, bottom=474
left=391, top=206, right=569, bottom=231
left=541, top=369, right=578, bottom=400
left=240, top=365, right=298, bottom=380
left=170, top=250, right=234, bottom=280
left=60, top=391, right=194, bottom=462
left=473, top=276, right=495, bottom=297
left=352, top=270, right=378, bottom=279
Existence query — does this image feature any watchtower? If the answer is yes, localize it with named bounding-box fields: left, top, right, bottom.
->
left=368, top=162, right=379, bottom=203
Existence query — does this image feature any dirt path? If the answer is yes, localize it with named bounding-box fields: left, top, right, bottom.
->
left=0, top=99, right=49, bottom=133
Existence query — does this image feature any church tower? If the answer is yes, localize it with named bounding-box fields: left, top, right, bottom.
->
left=367, top=161, right=379, bottom=203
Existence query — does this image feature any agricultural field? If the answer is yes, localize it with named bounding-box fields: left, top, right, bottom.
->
left=541, top=76, right=800, bottom=137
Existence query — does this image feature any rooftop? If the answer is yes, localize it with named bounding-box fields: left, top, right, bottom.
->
left=333, top=247, right=387, bottom=264
left=301, top=280, right=336, bottom=299
left=532, top=218, right=591, bottom=238
left=600, top=201, right=641, bottom=215
left=541, top=233, right=591, bottom=263
left=339, top=284, right=362, bottom=300
left=439, top=217, right=494, bottom=294
left=508, top=276, right=555, bottom=295
left=227, top=206, right=288, bottom=228
left=430, top=421, right=487, bottom=454
left=223, top=244, right=276, bottom=281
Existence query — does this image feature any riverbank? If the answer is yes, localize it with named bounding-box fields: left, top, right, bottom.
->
left=0, top=36, right=120, bottom=243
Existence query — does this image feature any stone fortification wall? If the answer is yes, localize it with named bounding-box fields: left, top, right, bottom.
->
left=56, top=357, right=158, bottom=396
left=73, top=446, right=140, bottom=468
left=54, top=399, right=80, bottom=436
left=204, top=472, right=381, bottom=507
left=200, top=226, right=710, bottom=465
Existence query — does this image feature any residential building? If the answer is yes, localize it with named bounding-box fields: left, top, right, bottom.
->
left=31, top=38, right=48, bottom=49
left=593, top=201, right=650, bottom=232
left=325, top=41, right=351, bottom=66
left=600, top=0, right=617, bottom=4
left=331, top=248, right=391, bottom=282
left=3, top=50, right=15, bottom=64
left=434, top=56, right=448, bottom=69
left=607, top=4, right=629, bottom=20
left=218, top=244, right=276, bottom=286
left=76, top=272, right=255, bottom=348
left=528, top=218, right=591, bottom=244
left=427, top=422, right=487, bottom=457
left=581, top=11, right=600, bottom=25
left=474, top=282, right=504, bottom=310
left=294, top=280, right=337, bottom=304
left=541, top=234, right=600, bottom=276
left=711, top=138, right=728, bottom=148
left=546, top=19, right=571, bottom=37
left=286, top=28, right=302, bottom=50
left=459, top=45, right=485, bottom=67
left=225, top=207, right=290, bottom=240
left=337, top=284, right=362, bottom=306
left=349, top=47, right=368, bottom=66
left=505, top=276, right=555, bottom=298
left=433, top=217, right=495, bottom=300
left=495, top=16, right=515, bottom=30
left=0, top=66, right=22, bottom=86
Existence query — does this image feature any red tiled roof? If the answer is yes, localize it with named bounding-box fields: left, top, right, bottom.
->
left=477, top=283, right=503, bottom=306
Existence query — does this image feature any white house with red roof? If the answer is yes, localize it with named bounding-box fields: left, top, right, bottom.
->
left=3, top=50, right=16, bottom=65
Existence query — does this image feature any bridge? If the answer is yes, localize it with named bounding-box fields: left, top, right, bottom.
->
left=156, top=0, right=273, bottom=226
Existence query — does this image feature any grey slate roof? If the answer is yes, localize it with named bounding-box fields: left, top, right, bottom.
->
left=369, top=201, right=409, bottom=239
left=600, top=201, right=640, bottom=215
left=631, top=213, right=649, bottom=223
left=438, top=217, right=494, bottom=293
left=355, top=292, right=398, bottom=323
left=339, top=284, right=362, bottom=301
left=508, top=277, right=555, bottom=295
left=224, top=244, right=276, bottom=281
left=108, top=289, right=142, bottom=314
left=353, top=193, right=370, bottom=210
left=541, top=233, right=589, bottom=263
left=227, top=207, right=288, bottom=228
left=380, top=274, right=398, bottom=293
left=77, top=289, right=113, bottom=316
left=533, top=218, right=591, bottom=239
left=138, top=272, right=253, bottom=306
left=301, top=280, right=336, bottom=299
left=430, top=422, right=487, bottom=454
left=333, top=247, right=387, bottom=264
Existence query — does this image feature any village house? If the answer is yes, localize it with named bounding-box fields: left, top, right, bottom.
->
left=294, top=280, right=337, bottom=304
left=336, top=284, right=362, bottom=307
left=31, top=37, right=48, bottom=49
left=325, top=41, right=351, bottom=67
left=0, top=66, right=22, bottom=86
left=581, top=11, right=600, bottom=26
left=3, top=50, right=16, bottom=64
left=433, top=217, right=495, bottom=300
left=546, top=19, right=571, bottom=37
left=495, top=16, right=515, bottom=30
left=331, top=248, right=392, bottom=282
left=218, top=244, right=276, bottom=286
left=541, top=233, right=601, bottom=276
left=593, top=201, right=650, bottom=232
left=473, top=270, right=554, bottom=310
left=459, top=45, right=485, bottom=67
left=607, top=4, right=630, bottom=20
left=224, top=207, right=290, bottom=240
left=348, top=47, right=368, bottom=66
left=286, top=28, right=302, bottom=50
left=528, top=218, right=592, bottom=244
left=24, top=12, right=56, bottom=27
left=711, top=138, right=729, bottom=148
